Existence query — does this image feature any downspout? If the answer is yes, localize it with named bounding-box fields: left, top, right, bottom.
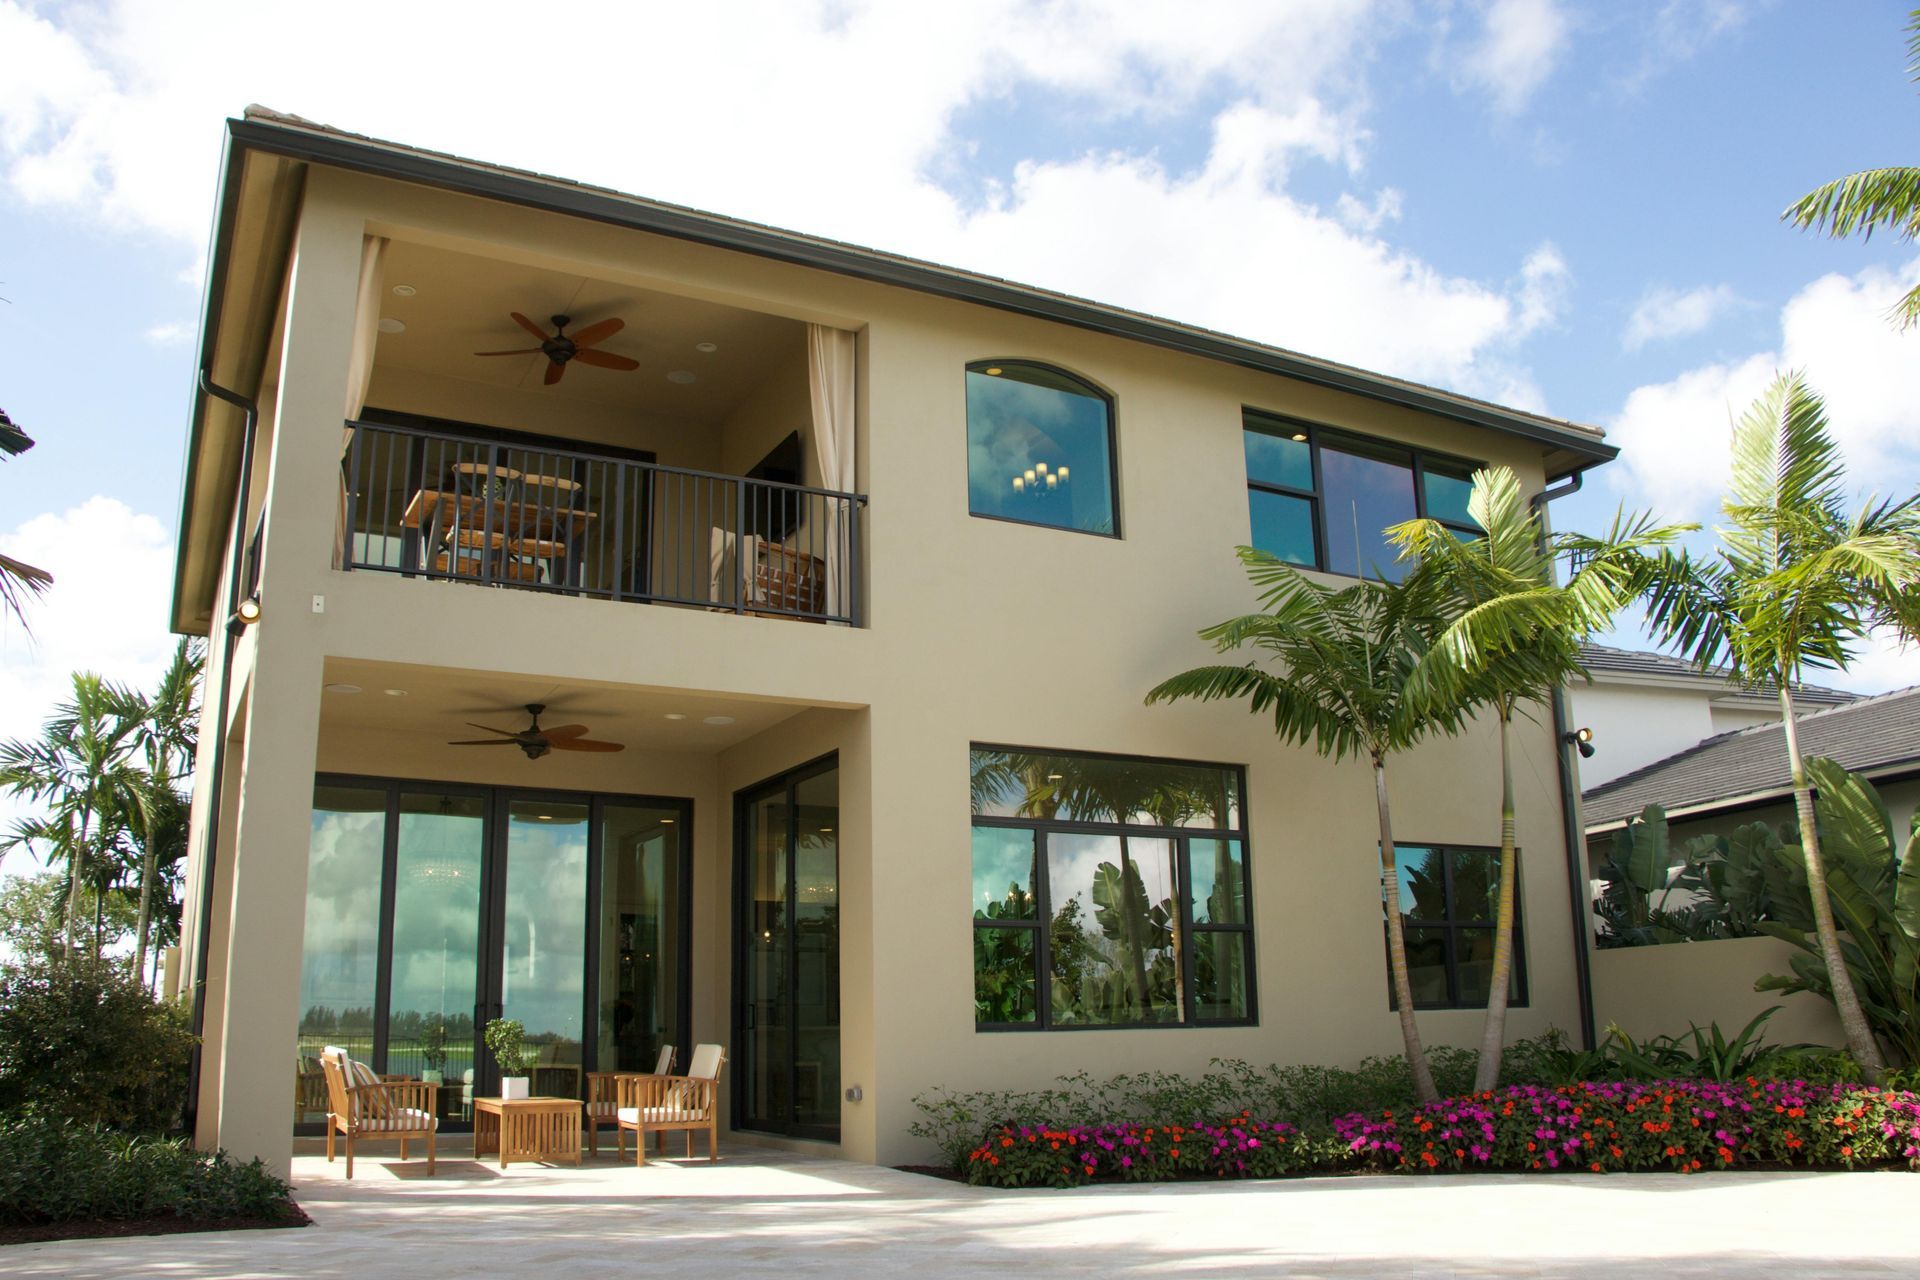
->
left=1533, top=465, right=1599, bottom=1051
left=183, top=371, right=260, bottom=1137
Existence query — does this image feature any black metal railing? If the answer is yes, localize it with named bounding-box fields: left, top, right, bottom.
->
left=340, top=421, right=865, bottom=625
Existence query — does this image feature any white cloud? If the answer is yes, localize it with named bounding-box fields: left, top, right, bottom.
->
left=143, top=320, right=191, bottom=347
left=1619, top=0, right=1755, bottom=94
left=1514, top=243, right=1571, bottom=336
left=1448, top=0, right=1572, bottom=116
left=1607, top=257, right=1920, bottom=523
left=1622, top=283, right=1739, bottom=350
left=1335, top=187, right=1404, bottom=234
left=0, top=497, right=179, bottom=844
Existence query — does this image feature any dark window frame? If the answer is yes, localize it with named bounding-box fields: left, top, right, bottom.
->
left=1242, top=410, right=1482, bottom=578
left=969, top=744, right=1256, bottom=1032
left=1384, top=842, right=1529, bottom=1011
left=965, top=360, right=1122, bottom=539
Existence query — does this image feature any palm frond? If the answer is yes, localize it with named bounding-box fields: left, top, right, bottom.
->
left=1781, top=166, right=1920, bottom=243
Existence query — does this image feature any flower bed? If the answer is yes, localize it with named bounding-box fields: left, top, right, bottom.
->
left=965, top=1080, right=1920, bottom=1188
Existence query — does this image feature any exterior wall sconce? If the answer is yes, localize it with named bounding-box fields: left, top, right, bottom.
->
left=1561, top=726, right=1595, bottom=759
left=228, top=594, right=262, bottom=635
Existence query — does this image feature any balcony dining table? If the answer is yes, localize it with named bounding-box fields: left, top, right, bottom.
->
left=402, top=474, right=595, bottom=587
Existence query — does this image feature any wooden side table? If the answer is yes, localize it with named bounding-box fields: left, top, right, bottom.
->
left=472, top=1096, right=583, bottom=1169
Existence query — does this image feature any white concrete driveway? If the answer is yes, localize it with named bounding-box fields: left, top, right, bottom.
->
left=8, top=1142, right=1917, bottom=1278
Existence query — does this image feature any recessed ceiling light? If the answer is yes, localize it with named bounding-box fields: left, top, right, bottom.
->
left=660, top=818, right=676, bottom=825
left=383, top=688, right=408, bottom=697
left=535, top=814, right=553, bottom=821
left=820, top=827, right=834, bottom=834
left=664, top=712, right=687, bottom=721
left=1291, top=432, right=1308, bottom=442
left=324, top=683, right=363, bottom=694
left=390, top=284, right=417, bottom=297
left=702, top=715, right=735, bottom=726
left=667, top=370, right=697, bottom=384
left=694, top=341, right=718, bottom=353
left=984, top=366, right=1004, bottom=376
left=378, top=317, right=406, bottom=334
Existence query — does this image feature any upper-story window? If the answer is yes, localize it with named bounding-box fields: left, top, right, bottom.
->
left=1242, top=410, right=1480, bottom=580
left=966, top=361, right=1118, bottom=536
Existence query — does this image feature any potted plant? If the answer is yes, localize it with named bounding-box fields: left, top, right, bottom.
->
left=420, top=1020, right=448, bottom=1087
left=484, top=1017, right=535, bottom=1100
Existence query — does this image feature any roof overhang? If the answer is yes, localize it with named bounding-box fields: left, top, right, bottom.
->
left=1582, top=757, right=1920, bottom=836
left=172, top=110, right=1618, bottom=633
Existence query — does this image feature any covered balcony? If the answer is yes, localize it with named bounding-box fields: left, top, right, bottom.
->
left=334, top=238, right=863, bottom=624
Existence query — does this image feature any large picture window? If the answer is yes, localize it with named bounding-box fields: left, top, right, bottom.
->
left=1243, top=411, right=1480, bottom=580
left=966, top=361, right=1118, bottom=536
left=970, top=747, right=1254, bottom=1029
left=1385, top=844, right=1526, bottom=1010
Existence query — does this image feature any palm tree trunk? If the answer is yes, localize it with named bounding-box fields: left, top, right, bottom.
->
left=1474, top=701, right=1519, bottom=1093
left=133, top=842, right=156, bottom=987
left=65, top=800, right=93, bottom=946
left=1779, top=684, right=1888, bottom=1081
left=1376, top=755, right=1438, bottom=1104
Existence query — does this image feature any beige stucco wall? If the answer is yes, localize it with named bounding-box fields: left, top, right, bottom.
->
left=1591, top=935, right=1843, bottom=1048
left=182, top=163, right=1596, bottom=1174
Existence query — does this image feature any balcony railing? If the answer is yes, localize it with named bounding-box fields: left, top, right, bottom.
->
left=340, top=420, right=865, bottom=625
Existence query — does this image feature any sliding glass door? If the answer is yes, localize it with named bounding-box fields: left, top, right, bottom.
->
left=296, top=777, right=690, bottom=1133
left=734, top=756, right=839, bottom=1140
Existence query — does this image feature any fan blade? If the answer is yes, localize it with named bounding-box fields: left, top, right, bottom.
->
left=474, top=347, right=545, bottom=357
left=572, top=348, right=640, bottom=371
left=447, top=738, right=524, bottom=747
left=567, top=317, right=624, bottom=348
left=544, top=359, right=566, bottom=386
left=540, top=724, right=591, bottom=738
left=511, top=311, right=551, bottom=341
left=465, top=723, right=522, bottom=736
left=546, top=737, right=625, bottom=753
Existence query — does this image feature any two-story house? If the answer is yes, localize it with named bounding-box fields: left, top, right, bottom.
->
left=169, top=108, right=1618, bottom=1177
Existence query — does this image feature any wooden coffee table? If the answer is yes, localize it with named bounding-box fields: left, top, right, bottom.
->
left=472, top=1096, right=583, bottom=1169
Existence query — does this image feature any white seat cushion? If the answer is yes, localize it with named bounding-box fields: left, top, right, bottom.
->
left=616, top=1106, right=705, bottom=1125
left=357, top=1107, right=438, bottom=1132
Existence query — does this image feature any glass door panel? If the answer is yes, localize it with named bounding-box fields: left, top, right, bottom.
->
left=295, top=784, right=387, bottom=1126
left=740, top=787, right=791, bottom=1132
left=386, top=792, right=485, bottom=1124
left=497, top=798, right=589, bottom=1101
left=735, top=760, right=838, bottom=1139
left=597, top=802, right=687, bottom=1072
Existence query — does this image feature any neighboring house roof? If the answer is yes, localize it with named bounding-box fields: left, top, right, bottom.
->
left=172, top=107, right=1617, bottom=631
left=1576, top=642, right=1859, bottom=707
left=1581, top=684, right=1920, bottom=829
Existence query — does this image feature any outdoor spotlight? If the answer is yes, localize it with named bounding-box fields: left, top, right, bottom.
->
left=228, top=594, right=263, bottom=635
left=1561, top=726, right=1596, bottom=759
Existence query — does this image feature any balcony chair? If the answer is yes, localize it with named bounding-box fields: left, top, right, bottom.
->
left=615, top=1043, right=726, bottom=1166
left=584, top=1044, right=674, bottom=1156
left=294, top=1055, right=329, bottom=1126
left=319, top=1047, right=440, bottom=1179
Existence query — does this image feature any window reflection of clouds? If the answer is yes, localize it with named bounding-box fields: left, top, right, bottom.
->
left=300, top=807, right=383, bottom=1020
left=965, top=367, right=1114, bottom=533
left=502, top=813, right=588, bottom=1042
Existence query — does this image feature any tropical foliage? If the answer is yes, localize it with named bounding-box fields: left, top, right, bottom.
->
left=1591, top=806, right=1788, bottom=948
left=0, top=1116, right=293, bottom=1229
left=1782, top=9, right=1920, bottom=329
left=1642, top=373, right=1920, bottom=1079
left=0, top=406, right=53, bottom=628
left=1145, top=549, right=1465, bottom=1102
left=1389, top=466, right=1687, bottom=1089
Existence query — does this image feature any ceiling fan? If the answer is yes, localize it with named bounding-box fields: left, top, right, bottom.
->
left=474, top=312, right=640, bottom=386
left=446, top=703, right=625, bottom=759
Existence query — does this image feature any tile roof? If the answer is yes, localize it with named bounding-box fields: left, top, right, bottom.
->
left=1581, top=684, right=1920, bottom=827
left=1577, top=643, right=1859, bottom=706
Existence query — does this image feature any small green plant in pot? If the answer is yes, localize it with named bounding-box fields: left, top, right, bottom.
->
left=484, top=1018, right=535, bottom=1099
left=420, top=1021, right=449, bottom=1086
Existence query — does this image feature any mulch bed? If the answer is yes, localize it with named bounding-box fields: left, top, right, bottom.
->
left=0, top=1202, right=310, bottom=1247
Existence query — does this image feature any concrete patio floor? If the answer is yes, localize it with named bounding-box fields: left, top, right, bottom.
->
left=7, top=1137, right=1917, bottom=1278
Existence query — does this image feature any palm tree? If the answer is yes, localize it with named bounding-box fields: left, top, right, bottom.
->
left=1145, top=549, right=1470, bottom=1103
left=0, top=408, right=53, bottom=628
left=0, top=673, right=147, bottom=951
left=1642, top=372, right=1920, bottom=1080
left=1389, top=467, right=1687, bottom=1092
left=121, top=641, right=203, bottom=985
left=1782, top=11, right=1920, bottom=330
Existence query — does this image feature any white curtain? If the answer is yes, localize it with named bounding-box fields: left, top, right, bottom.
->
left=334, top=235, right=388, bottom=567
left=806, top=324, right=857, bottom=621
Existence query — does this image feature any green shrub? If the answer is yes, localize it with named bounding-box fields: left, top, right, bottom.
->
left=0, top=951, right=195, bottom=1134
left=0, top=1115, right=294, bottom=1226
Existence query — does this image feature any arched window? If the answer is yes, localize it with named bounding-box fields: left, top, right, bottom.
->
left=965, top=361, right=1117, bottom=536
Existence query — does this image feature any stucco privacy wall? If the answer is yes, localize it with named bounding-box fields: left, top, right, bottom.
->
left=184, top=163, right=1592, bottom=1173
left=1591, top=936, right=1843, bottom=1048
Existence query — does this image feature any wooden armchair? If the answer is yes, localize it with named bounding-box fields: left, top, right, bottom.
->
left=584, top=1044, right=674, bottom=1156
left=319, top=1048, right=440, bottom=1178
left=615, top=1043, right=726, bottom=1166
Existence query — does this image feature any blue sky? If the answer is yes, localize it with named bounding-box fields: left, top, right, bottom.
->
left=0, top=0, right=1916, bottom=767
